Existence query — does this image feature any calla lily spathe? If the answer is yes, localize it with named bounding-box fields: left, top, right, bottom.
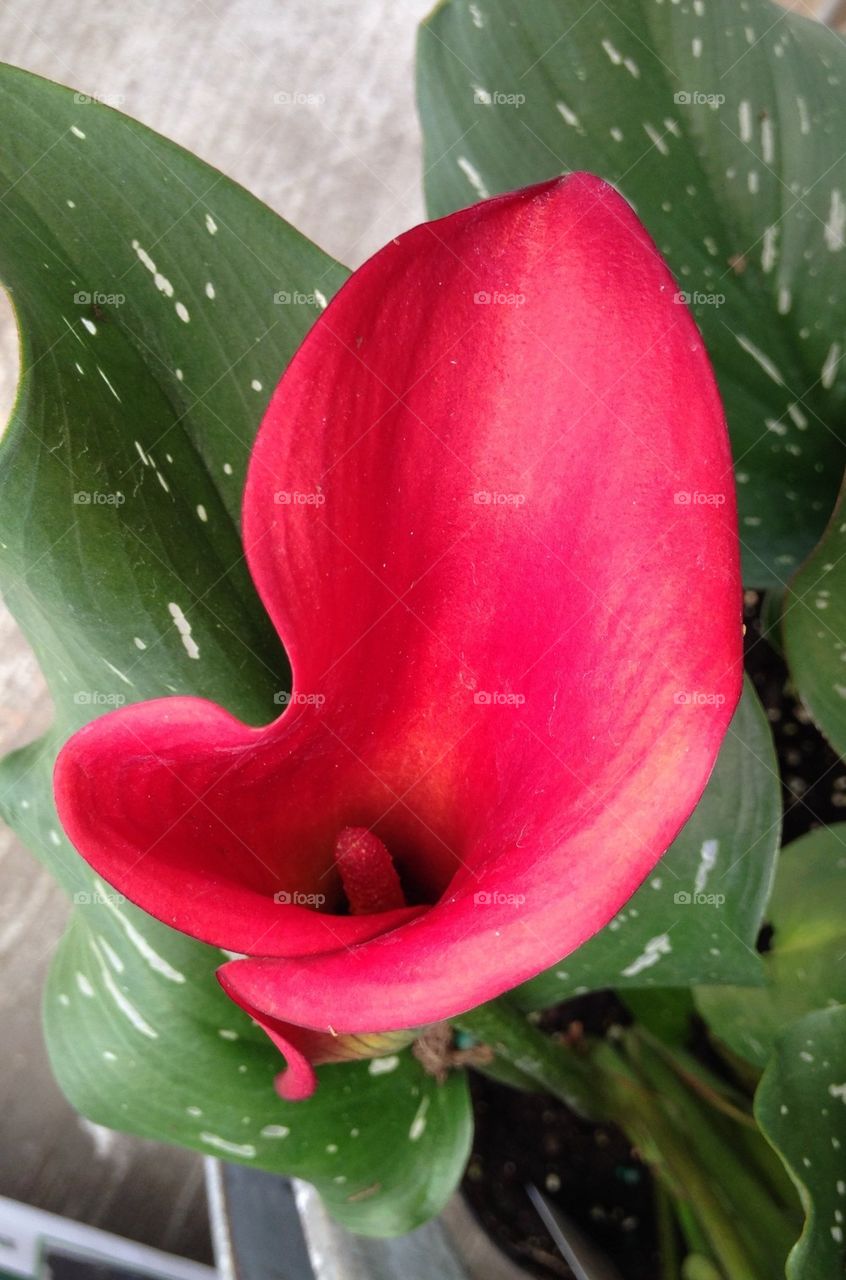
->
left=55, top=174, right=742, bottom=1099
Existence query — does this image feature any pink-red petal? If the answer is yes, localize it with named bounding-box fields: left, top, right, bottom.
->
left=56, top=173, right=741, bottom=1049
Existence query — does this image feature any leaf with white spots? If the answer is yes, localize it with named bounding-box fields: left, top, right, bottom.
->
left=756, top=1006, right=846, bottom=1280
left=784, top=472, right=846, bottom=759
left=46, top=904, right=471, bottom=1235
left=417, top=0, right=846, bottom=586
left=696, top=825, right=846, bottom=1068
left=0, top=64, right=471, bottom=1234
left=518, top=681, right=779, bottom=1007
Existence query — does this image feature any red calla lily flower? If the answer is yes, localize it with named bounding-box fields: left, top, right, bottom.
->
left=55, top=174, right=742, bottom=1100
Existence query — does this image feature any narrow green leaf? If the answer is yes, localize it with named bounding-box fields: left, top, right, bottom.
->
left=784, top=472, right=846, bottom=759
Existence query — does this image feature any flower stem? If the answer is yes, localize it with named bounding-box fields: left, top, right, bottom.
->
left=455, top=998, right=795, bottom=1280
left=452, top=998, right=600, bottom=1119
left=594, top=1042, right=764, bottom=1280
left=619, top=1028, right=797, bottom=1268
left=655, top=1181, right=682, bottom=1280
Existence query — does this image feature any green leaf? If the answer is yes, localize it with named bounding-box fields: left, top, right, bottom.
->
left=417, top=0, right=846, bottom=587
left=755, top=1006, right=846, bottom=1280
left=46, top=903, right=471, bottom=1236
left=517, top=681, right=779, bottom=1008
left=696, top=825, right=846, bottom=1068
left=783, top=472, right=846, bottom=759
left=0, top=63, right=471, bottom=1233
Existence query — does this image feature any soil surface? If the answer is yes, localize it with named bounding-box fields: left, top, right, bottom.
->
left=461, top=592, right=841, bottom=1278
left=743, top=590, right=846, bottom=843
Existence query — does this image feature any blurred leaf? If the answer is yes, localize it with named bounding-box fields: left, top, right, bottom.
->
left=756, top=1006, right=846, bottom=1280
left=784, top=471, right=846, bottom=758
left=0, top=63, right=471, bottom=1234
left=696, top=826, right=846, bottom=1067
left=759, top=587, right=786, bottom=658
left=518, top=682, right=780, bottom=1008
left=417, top=0, right=846, bottom=587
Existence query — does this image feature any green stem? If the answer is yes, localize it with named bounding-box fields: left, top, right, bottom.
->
left=682, top=1257, right=727, bottom=1280
left=453, top=999, right=600, bottom=1119
left=455, top=1000, right=793, bottom=1280
left=622, top=1029, right=797, bottom=1269
left=674, top=1199, right=716, bottom=1264
left=655, top=1181, right=682, bottom=1280
left=598, top=1050, right=762, bottom=1280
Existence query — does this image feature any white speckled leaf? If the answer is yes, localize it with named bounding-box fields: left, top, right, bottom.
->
left=417, top=0, right=846, bottom=587
left=517, top=681, right=780, bottom=1008
left=784, top=472, right=846, bottom=759
left=0, top=63, right=471, bottom=1233
left=45, top=902, right=471, bottom=1235
left=756, top=1006, right=846, bottom=1280
left=695, top=825, right=846, bottom=1068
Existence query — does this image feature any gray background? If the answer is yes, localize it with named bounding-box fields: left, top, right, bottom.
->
left=0, top=0, right=833, bottom=1261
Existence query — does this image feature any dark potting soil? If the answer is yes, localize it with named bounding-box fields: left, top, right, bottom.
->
left=461, top=591, right=842, bottom=1278
left=743, top=589, right=846, bottom=842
